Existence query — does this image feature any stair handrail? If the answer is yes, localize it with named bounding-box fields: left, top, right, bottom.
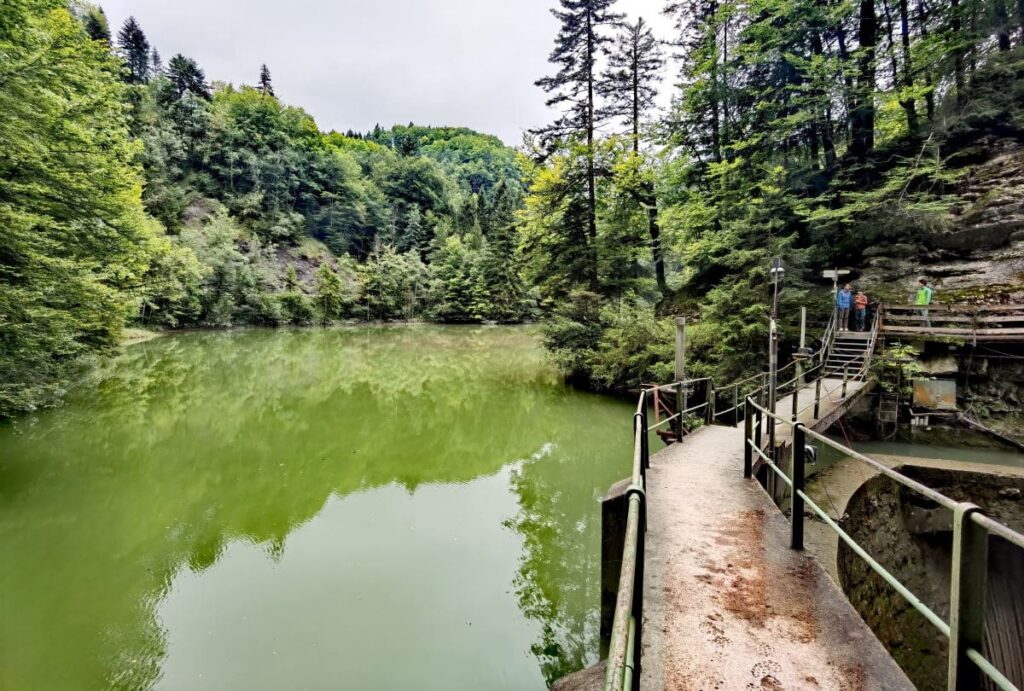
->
left=818, top=308, right=837, bottom=369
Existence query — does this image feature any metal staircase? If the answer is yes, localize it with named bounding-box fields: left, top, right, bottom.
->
left=824, top=332, right=873, bottom=375
left=822, top=314, right=880, bottom=379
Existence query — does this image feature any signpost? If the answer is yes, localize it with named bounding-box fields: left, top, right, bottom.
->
left=821, top=268, right=850, bottom=298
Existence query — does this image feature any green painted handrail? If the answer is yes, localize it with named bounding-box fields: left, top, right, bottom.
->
left=745, top=395, right=1023, bottom=691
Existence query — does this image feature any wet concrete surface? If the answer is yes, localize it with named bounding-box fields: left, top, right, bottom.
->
left=640, top=421, right=914, bottom=690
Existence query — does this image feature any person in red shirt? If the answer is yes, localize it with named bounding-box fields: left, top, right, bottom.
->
left=854, top=288, right=869, bottom=331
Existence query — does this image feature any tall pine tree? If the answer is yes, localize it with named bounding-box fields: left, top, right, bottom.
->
left=116, top=16, right=150, bottom=84
left=598, top=17, right=668, bottom=292
left=82, top=6, right=111, bottom=44
left=534, top=0, right=622, bottom=290
left=258, top=64, right=274, bottom=97
left=166, top=54, right=211, bottom=101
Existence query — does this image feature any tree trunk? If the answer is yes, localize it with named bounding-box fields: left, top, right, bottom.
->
left=632, top=37, right=640, bottom=156
left=951, top=0, right=966, bottom=107
left=898, top=0, right=919, bottom=133
left=585, top=9, right=599, bottom=290
left=722, top=16, right=730, bottom=156
left=709, top=2, right=722, bottom=163
left=810, top=29, right=837, bottom=167
left=836, top=25, right=856, bottom=146
left=823, top=107, right=838, bottom=167
left=994, top=0, right=1012, bottom=50
left=916, top=0, right=936, bottom=120
left=850, top=0, right=877, bottom=161
left=1018, top=0, right=1024, bottom=47
left=645, top=186, right=667, bottom=294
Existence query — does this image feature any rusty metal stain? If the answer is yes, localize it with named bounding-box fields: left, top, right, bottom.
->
left=913, top=379, right=957, bottom=410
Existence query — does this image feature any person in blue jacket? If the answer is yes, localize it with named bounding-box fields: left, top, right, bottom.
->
left=836, top=283, right=852, bottom=332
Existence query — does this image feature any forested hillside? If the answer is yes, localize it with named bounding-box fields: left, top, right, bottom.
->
left=3, top=0, right=1024, bottom=418
left=529, top=0, right=1024, bottom=392
left=1, top=1, right=529, bottom=417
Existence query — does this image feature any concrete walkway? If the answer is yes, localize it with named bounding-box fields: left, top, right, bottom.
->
left=640, top=379, right=913, bottom=690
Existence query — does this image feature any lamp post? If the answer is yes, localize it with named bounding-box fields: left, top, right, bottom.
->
left=768, top=257, right=785, bottom=459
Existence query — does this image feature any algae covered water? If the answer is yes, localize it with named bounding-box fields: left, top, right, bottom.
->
left=0, top=327, right=632, bottom=690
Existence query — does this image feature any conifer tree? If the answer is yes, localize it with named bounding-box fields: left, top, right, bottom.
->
left=534, top=0, right=623, bottom=289
left=166, top=54, right=211, bottom=100
left=116, top=16, right=150, bottom=83
left=315, top=262, right=344, bottom=325
left=258, top=64, right=274, bottom=97
left=150, top=48, right=163, bottom=77
left=82, top=6, right=111, bottom=44
left=598, top=17, right=668, bottom=293
left=598, top=18, right=663, bottom=154
left=481, top=181, right=527, bottom=322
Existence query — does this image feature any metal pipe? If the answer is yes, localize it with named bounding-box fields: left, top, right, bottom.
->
left=800, top=426, right=959, bottom=509
left=791, top=424, right=805, bottom=550
left=603, top=492, right=642, bottom=690
left=622, top=616, right=637, bottom=691
left=972, top=513, right=1024, bottom=550
left=965, top=649, right=1019, bottom=691
left=797, top=488, right=950, bottom=635
left=948, top=503, right=988, bottom=691
left=743, top=397, right=753, bottom=478
left=733, top=384, right=739, bottom=427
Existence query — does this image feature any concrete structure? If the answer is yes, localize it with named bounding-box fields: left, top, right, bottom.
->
left=637, top=380, right=916, bottom=689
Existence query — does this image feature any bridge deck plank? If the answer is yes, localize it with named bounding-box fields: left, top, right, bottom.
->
left=640, top=383, right=913, bottom=691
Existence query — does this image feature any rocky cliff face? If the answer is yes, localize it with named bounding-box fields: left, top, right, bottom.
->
left=860, top=137, right=1024, bottom=303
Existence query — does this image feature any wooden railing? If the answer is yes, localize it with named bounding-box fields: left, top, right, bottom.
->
left=881, top=304, right=1024, bottom=342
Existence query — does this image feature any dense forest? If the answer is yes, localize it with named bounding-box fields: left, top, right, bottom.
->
left=1, top=1, right=530, bottom=416
left=3, top=0, right=1024, bottom=417
left=530, top=0, right=1024, bottom=392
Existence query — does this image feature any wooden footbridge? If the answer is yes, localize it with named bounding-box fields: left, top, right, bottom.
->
left=881, top=304, right=1024, bottom=343
left=555, top=307, right=1024, bottom=691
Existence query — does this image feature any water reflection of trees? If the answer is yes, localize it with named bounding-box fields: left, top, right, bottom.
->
left=0, top=327, right=629, bottom=690
left=505, top=430, right=629, bottom=685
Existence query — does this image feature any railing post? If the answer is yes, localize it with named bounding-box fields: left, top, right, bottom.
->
left=754, top=404, right=763, bottom=452
left=791, top=378, right=799, bottom=422
left=947, top=503, right=988, bottom=691
left=640, top=400, right=650, bottom=471
left=743, top=398, right=753, bottom=478
left=814, top=374, right=822, bottom=420
left=791, top=423, right=806, bottom=550
left=842, top=365, right=848, bottom=398
left=733, top=384, right=739, bottom=428
left=706, top=381, right=715, bottom=424
left=674, top=382, right=684, bottom=441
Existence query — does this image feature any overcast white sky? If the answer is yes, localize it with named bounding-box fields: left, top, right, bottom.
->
left=96, top=0, right=676, bottom=145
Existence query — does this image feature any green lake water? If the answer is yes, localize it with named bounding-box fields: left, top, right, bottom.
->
left=0, top=326, right=633, bottom=691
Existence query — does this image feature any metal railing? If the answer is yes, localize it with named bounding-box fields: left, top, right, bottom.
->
left=605, top=312, right=876, bottom=690
left=605, top=376, right=717, bottom=691
left=743, top=395, right=1024, bottom=691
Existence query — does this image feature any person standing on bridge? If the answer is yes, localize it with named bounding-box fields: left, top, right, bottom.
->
left=836, top=283, right=852, bottom=331
left=854, top=288, right=869, bottom=331
left=915, top=277, right=933, bottom=328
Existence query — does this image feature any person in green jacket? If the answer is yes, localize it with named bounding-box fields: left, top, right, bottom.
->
left=915, top=277, right=933, bottom=327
